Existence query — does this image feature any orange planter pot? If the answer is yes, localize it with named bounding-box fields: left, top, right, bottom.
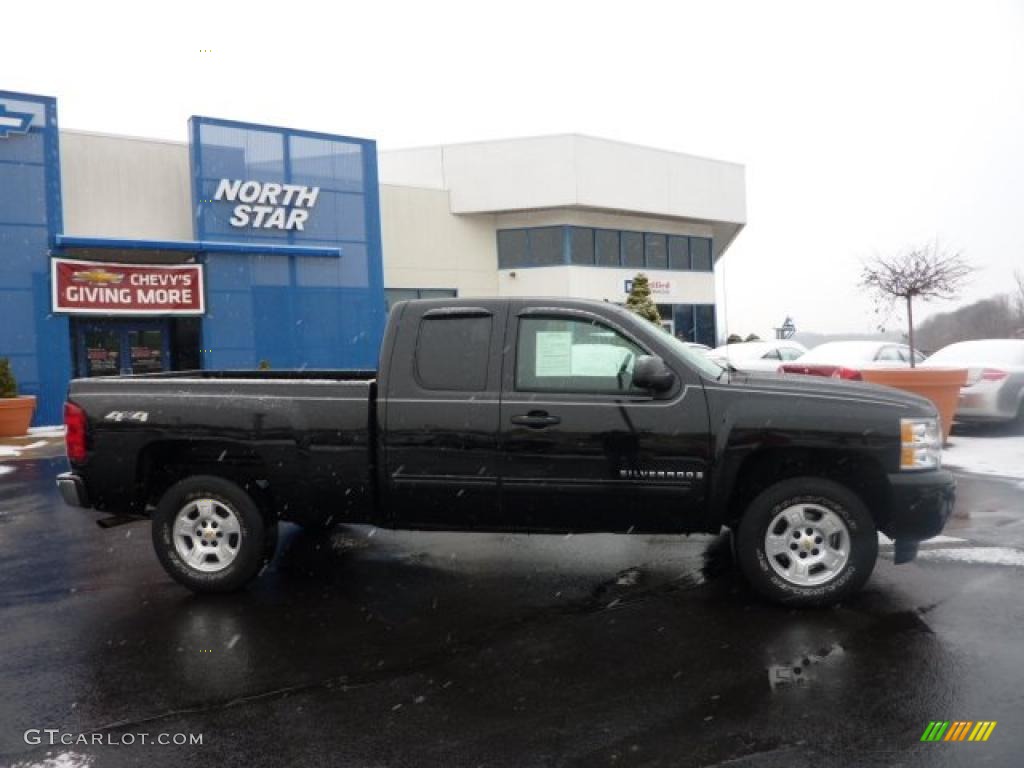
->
left=0, top=396, right=37, bottom=438
left=860, top=368, right=967, bottom=442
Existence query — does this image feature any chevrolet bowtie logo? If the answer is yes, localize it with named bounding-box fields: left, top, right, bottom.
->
left=0, top=103, right=33, bottom=138
left=71, top=268, right=125, bottom=285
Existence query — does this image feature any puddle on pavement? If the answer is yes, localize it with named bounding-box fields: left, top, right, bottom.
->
left=767, top=642, right=845, bottom=690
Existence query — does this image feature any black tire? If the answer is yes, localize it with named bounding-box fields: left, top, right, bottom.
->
left=735, top=477, right=878, bottom=607
left=152, top=475, right=278, bottom=593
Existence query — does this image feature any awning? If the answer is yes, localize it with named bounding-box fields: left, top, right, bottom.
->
left=53, top=234, right=343, bottom=259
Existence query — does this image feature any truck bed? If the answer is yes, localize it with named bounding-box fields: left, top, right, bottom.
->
left=67, top=370, right=378, bottom=527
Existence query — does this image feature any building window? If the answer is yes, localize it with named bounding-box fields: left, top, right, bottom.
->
left=385, top=288, right=457, bottom=312
left=498, top=226, right=713, bottom=272
left=644, top=233, right=668, bottom=270
left=497, top=230, right=529, bottom=269
left=497, top=227, right=567, bottom=268
left=691, top=237, right=712, bottom=271
left=528, top=227, right=565, bottom=266
left=668, top=236, right=690, bottom=270
left=620, top=232, right=644, bottom=268
left=694, top=304, right=716, bottom=345
left=595, top=229, right=620, bottom=267
left=569, top=227, right=594, bottom=265
left=415, top=315, right=491, bottom=391
left=671, top=304, right=716, bottom=347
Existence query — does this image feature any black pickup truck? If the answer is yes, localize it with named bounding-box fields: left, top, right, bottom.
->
left=57, top=298, right=955, bottom=606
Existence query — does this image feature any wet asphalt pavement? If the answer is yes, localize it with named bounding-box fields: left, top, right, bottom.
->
left=1, top=458, right=1022, bottom=768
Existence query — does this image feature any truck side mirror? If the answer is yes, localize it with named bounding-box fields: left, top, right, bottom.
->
left=633, top=355, right=675, bottom=392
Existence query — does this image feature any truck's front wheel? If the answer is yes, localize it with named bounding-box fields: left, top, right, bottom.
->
left=735, top=477, right=878, bottom=607
left=152, top=475, right=277, bottom=593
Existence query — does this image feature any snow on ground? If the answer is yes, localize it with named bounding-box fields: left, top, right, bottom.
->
left=0, top=445, right=22, bottom=458
left=943, top=433, right=1024, bottom=479
left=878, top=533, right=966, bottom=546
left=0, top=464, right=14, bottom=476
left=9, top=753, right=94, bottom=768
left=918, top=547, right=1024, bottom=567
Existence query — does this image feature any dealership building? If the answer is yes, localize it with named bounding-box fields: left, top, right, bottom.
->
left=0, top=89, right=746, bottom=425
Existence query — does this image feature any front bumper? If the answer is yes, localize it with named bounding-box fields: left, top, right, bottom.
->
left=56, top=472, right=90, bottom=508
left=882, top=469, right=956, bottom=542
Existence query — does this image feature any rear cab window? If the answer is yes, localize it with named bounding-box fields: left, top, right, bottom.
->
left=415, top=314, right=492, bottom=391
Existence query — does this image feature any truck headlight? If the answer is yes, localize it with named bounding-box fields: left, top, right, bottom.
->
left=900, top=417, right=941, bottom=471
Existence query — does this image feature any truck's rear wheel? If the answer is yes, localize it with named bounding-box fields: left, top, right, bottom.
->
left=735, top=477, right=877, bottom=607
left=152, top=475, right=277, bottom=593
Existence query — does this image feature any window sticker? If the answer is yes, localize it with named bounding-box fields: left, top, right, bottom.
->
left=571, top=344, right=630, bottom=376
left=535, top=331, right=573, bottom=376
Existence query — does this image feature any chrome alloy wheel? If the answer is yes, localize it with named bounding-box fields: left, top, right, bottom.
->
left=763, top=503, right=850, bottom=586
left=173, top=499, right=242, bottom=573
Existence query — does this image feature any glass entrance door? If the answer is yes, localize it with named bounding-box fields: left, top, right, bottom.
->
left=75, top=320, right=170, bottom=377
left=127, top=328, right=166, bottom=374
left=82, top=327, right=122, bottom=377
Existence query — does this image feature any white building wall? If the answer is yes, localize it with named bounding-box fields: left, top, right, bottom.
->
left=494, top=208, right=714, bottom=239
left=497, top=267, right=715, bottom=306
left=379, top=184, right=498, bottom=297
left=59, top=131, right=193, bottom=241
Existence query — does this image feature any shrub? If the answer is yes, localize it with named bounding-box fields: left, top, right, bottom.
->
left=0, top=358, right=17, bottom=398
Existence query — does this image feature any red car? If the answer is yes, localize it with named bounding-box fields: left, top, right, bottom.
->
left=779, top=341, right=925, bottom=380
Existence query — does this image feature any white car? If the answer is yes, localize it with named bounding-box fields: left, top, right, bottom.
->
left=922, top=339, right=1024, bottom=422
left=709, top=341, right=807, bottom=373
left=682, top=342, right=713, bottom=354
left=779, top=340, right=925, bottom=380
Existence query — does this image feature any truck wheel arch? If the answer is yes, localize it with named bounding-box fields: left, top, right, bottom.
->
left=717, top=447, right=890, bottom=531
left=137, top=440, right=276, bottom=522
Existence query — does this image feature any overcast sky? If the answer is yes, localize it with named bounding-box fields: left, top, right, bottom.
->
left=5, top=0, right=1023, bottom=338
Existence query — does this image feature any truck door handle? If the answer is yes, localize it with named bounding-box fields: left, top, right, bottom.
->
left=510, top=411, right=561, bottom=429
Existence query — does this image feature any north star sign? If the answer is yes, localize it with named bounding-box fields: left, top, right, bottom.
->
left=214, top=179, right=320, bottom=231
left=0, top=103, right=33, bottom=138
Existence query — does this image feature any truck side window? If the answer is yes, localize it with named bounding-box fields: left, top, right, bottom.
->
left=415, top=316, right=492, bottom=391
left=516, top=317, right=645, bottom=394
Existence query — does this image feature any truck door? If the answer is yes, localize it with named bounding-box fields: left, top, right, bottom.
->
left=380, top=302, right=508, bottom=529
left=499, top=306, right=710, bottom=532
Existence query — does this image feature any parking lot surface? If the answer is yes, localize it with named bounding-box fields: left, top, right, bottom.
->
left=1, top=456, right=1022, bottom=767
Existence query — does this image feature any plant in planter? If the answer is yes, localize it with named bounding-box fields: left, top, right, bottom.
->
left=859, top=242, right=973, bottom=439
left=0, top=357, right=37, bottom=438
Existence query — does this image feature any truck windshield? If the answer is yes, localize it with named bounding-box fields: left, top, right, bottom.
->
left=661, top=332, right=729, bottom=379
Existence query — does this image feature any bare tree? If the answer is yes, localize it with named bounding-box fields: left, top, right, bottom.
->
left=860, top=242, right=972, bottom=366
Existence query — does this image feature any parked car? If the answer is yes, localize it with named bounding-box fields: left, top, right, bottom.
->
left=679, top=341, right=713, bottom=354
left=921, top=339, right=1024, bottom=422
left=779, top=341, right=925, bottom=380
left=709, top=340, right=807, bottom=373
left=57, top=298, right=954, bottom=607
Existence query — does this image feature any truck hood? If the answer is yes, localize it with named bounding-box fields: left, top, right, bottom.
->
left=721, top=370, right=937, bottom=416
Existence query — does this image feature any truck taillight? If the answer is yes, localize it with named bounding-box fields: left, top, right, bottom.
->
left=831, top=366, right=862, bottom=381
left=64, top=401, right=87, bottom=462
left=980, top=368, right=1008, bottom=381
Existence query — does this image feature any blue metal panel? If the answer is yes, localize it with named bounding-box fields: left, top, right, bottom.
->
left=189, top=116, right=386, bottom=372
left=0, top=90, right=68, bottom=426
